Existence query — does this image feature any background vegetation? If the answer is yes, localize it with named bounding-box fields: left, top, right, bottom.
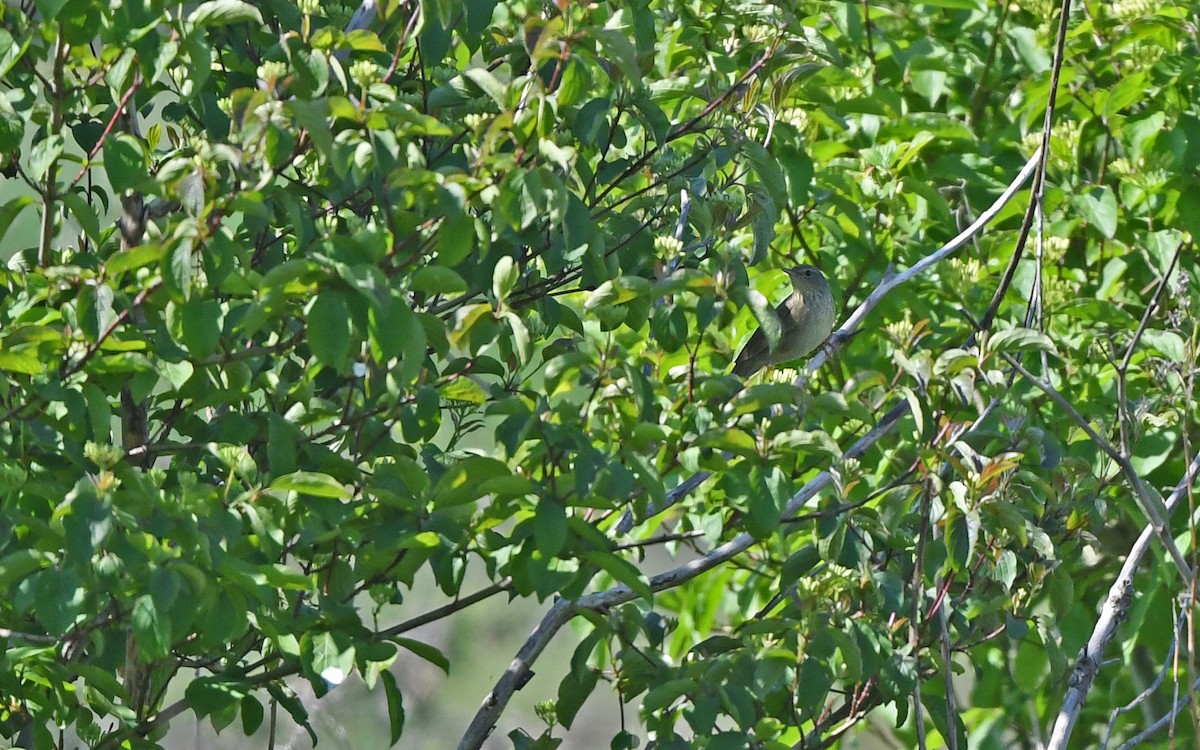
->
left=1, top=0, right=1199, bottom=748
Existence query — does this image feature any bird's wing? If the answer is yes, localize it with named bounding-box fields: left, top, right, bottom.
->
left=732, top=327, right=770, bottom=376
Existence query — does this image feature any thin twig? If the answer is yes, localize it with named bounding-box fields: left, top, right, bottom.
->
left=382, top=3, right=421, bottom=84
left=0, top=628, right=57, bottom=645
left=380, top=579, right=513, bottom=638
left=1113, top=673, right=1200, bottom=750
left=1000, top=352, right=1191, bottom=581
left=37, top=31, right=67, bottom=267
left=1045, top=442, right=1200, bottom=747
left=978, top=0, right=1072, bottom=335
left=457, top=399, right=912, bottom=750
left=60, top=281, right=163, bottom=380
left=70, top=77, right=142, bottom=189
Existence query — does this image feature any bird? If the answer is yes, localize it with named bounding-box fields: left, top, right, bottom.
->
left=731, top=264, right=836, bottom=378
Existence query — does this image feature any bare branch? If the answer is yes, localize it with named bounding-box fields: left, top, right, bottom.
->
left=1045, top=450, right=1200, bottom=749
left=1000, top=352, right=1192, bottom=581
left=0, top=628, right=57, bottom=645
left=621, top=148, right=1042, bottom=534
left=457, top=598, right=576, bottom=750
left=1112, top=672, right=1200, bottom=750
left=457, top=399, right=911, bottom=750
left=380, top=579, right=513, bottom=638
left=1102, top=616, right=1185, bottom=745
left=804, top=146, right=1041, bottom=376
left=979, top=0, right=1071, bottom=336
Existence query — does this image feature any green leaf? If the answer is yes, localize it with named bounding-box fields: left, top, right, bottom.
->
left=33, top=569, right=84, bottom=633
left=1007, top=26, right=1049, bottom=73
left=34, top=0, right=70, bottom=21
left=794, top=659, right=831, bottom=712
left=945, top=509, right=980, bottom=573
left=304, top=631, right=356, bottom=690
left=380, top=669, right=406, bottom=745
left=556, top=667, right=597, bottom=730
left=241, top=695, right=264, bottom=735
left=187, top=0, right=263, bottom=26
left=492, top=255, right=519, bottom=301
left=106, top=244, right=166, bottom=276
left=911, top=68, right=948, bottom=106
left=1057, top=298, right=1138, bottom=328
left=430, top=456, right=512, bottom=507
left=132, top=594, right=171, bottom=659
left=0, top=549, right=48, bottom=590
left=1130, top=430, right=1176, bottom=477
left=1139, top=330, right=1186, bottom=362
left=745, top=183, right=779, bottom=265
left=641, top=678, right=694, bottom=713
left=591, top=26, right=640, bottom=81
left=261, top=563, right=313, bottom=590
left=270, top=471, right=352, bottom=499
left=583, top=550, right=652, bottom=600
left=29, top=134, right=64, bottom=181
left=0, top=93, right=23, bottom=151
left=0, top=28, right=19, bottom=79
left=1174, top=187, right=1200, bottom=240
left=104, top=134, right=147, bottom=192
left=743, top=289, right=781, bottom=355
left=411, top=266, right=468, bottom=295
left=435, top=207, right=475, bottom=267
left=989, top=328, right=1058, bottom=355
left=742, top=142, right=786, bottom=204
left=694, top=428, right=757, bottom=457
left=393, top=637, right=449, bottom=674
left=497, top=168, right=566, bottom=230
left=462, top=67, right=508, bottom=107
left=0, top=196, right=33, bottom=244
left=307, top=290, right=353, bottom=369
left=186, top=677, right=248, bottom=718
left=1104, top=72, right=1147, bottom=120
left=532, top=499, right=568, bottom=557
left=179, top=296, right=222, bottom=359
left=1045, top=565, right=1074, bottom=621
left=419, top=0, right=453, bottom=62
left=1073, top=186, right=1118, bottom=239
left=0, top=351, right=45, bottom=375
left=61, top=192, right=101, bottom=244
left=500, top=310, right=531, bottom=365
left=781, top=546, right=821, bottom=582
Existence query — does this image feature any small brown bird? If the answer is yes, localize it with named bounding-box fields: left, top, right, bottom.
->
left=732, top=264, right=836, bottom=378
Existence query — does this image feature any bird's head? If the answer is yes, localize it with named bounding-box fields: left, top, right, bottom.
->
left=784, top=264, right=828, bottom=292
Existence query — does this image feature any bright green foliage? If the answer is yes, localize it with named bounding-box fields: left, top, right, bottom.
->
left=1, top=0, right=1198, bottom=748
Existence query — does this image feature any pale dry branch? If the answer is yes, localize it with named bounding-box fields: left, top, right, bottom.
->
left=460, top=8, right=1048, bottom=744
left=1102, top=616, right=1185, bottom=746
left=1112, top=672, right=1200, bottom=750
left=458, top=401, right=910, bottom=750
left=619, top=148, right=1043, bottom=534
left=803, top=147, right=1041, bottom=375
left=1045, top=450, right=1200, bottom=749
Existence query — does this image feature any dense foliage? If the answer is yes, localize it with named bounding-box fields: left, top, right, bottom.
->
left=1, top=0, right=1199, bottom=748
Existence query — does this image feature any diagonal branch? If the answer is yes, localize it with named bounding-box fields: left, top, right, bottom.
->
left=805, top=147, right=1041, bottom=376
left=1000, top=352, right=1192, bottom=581
left=1046, top=450, right=1200, bottom=749
left=463, top=20, right=1044, bottom=747
left=978, top=0, right=1072, bottom=335
left=621, top=148, right=1042, bottom=533
left=457, top=399, right=911, bottom=750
